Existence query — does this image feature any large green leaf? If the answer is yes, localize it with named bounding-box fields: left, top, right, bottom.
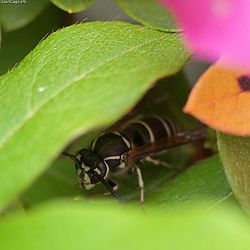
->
left=116, top=0, right=178, bottom=31
left=50, top=0, right=92, bottom=13
left=0, top=0, right=49, bottom=31
left=21, top=156, right=85, bottom=207
left=0, top=22, right=188, bottom=211
left=217, top=132, right=250, bottom=214
left=0, top=201, right=249, bottom=250
left=146, top=155, right=233, bottom=209
left=112, top=155, right=233, bottom=209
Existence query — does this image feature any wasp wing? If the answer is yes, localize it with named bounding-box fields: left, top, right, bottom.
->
left=124, top=127, right=207, bottom=163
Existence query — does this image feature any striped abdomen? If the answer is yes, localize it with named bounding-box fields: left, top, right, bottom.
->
left=91, top=116, right=176, bottom=173
left=121, top=116, right=176, bottom=147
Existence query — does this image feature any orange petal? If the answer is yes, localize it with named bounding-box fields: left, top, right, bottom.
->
left=184, top=63, right=250, bottom=136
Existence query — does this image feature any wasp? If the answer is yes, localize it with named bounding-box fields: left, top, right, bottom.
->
left=63, top=116, right=207, bottom=203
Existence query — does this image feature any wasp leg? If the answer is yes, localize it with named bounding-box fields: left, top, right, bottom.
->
left=107, top=179, right=119, bottom=191
left=127, top=168, right=135, bottom=175
left=104, top=179, right=119, bottom=195
left=143, top=156, right=175, bottom=169
left=135, top=165, right=144, bottom=204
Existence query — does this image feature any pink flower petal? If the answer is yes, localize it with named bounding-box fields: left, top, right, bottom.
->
left=161, top=0, right=250, bottom=67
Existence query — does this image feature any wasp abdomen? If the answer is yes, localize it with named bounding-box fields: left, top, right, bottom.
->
left=89, top=116, right=176, bottom=173
left=122, top=116, right=176, bottom=147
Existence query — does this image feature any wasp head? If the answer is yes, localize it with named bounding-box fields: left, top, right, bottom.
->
left=63, top=149, right=120, bottom=201
left=74, top=149, right=108, bottom=189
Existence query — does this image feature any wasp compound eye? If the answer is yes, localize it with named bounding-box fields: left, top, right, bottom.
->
left=90, top=172, right=100, bottom=184
left=88, top=168, right=102, bottom=184
left=89, top=162, right=108, bottom=183
left=97, top=161, right=108, bottom=178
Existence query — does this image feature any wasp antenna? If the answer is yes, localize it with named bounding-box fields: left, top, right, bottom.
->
left=62, top=152, right=81, bottom=169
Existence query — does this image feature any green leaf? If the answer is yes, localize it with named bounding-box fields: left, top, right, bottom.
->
left=217, top=132, right=250, bottom=214
left=50, top=0, right=92, bottom=13
left=21, top=157, right=81, bottom=206
left=116, top=0, right=178, bottom=32
left=0, top=0, right=49, bottom=31
left=0, top=22, right=188, bottom=211
left=0, top=201, right=250, bottom=250
left=112, top=155, right=233, bottom=209
left=146, top=155, right=233, bottom=209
